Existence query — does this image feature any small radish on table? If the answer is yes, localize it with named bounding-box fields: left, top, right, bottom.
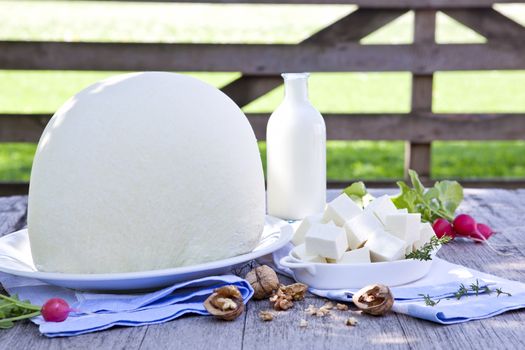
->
left=432, top=218, right=455, bottom=239
left=452, top=214, right=495, bottom=242
left=41, top=298, right=72, bottom=322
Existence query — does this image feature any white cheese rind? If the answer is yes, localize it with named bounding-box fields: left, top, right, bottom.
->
left=292, top=213, right=323, bottom=246
left=322, top=193, right=362, bottom=226
left=413, top=222, right=436, bottom=250
left=364, top=229, right=406, bottom=262
left=27, top=72, right=265, bottom=274
left=328, top=247, right=371, bottom=264
left=343, top=212, right=383, bottom=249
left=305, top=224, right=348, bottom=260
left=364, top=195, right=398, bottom=225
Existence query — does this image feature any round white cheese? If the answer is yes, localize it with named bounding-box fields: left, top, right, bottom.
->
left=27, top=72, right=265, bottom=274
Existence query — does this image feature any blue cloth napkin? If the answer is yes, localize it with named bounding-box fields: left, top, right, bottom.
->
left=309, top=257, right=525, bottom=324
left=270, top=241, right=525, bottom=324
left=0, top=273, right=253, bottom=337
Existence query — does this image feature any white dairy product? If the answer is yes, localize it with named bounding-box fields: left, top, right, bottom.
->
left=292, top=213, right=323, bottom=246
left=266, top=73, right=326, bottom=220
left=304, top=224, right=348, bottom=260
left=384, top=213, right=421, bottom=253
left=327, top=247, right=371, bottom=264
left=28, top=72, right=265, bottom=274
left=365, top=230, right=407, bottom=262
left=343, top=212, right=383, bottom=249
left=364, top=195, right=398, bottom=224
left=322, top=193, right=363, bottom=226
left=293, top=244, right=326, bottom=263
left=413, top=222, right=436, bottom=250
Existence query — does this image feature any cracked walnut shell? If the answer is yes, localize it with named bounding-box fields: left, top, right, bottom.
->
left=352, top=284, right=394, bottom=316
left=204, top=285, right=245, bottom=321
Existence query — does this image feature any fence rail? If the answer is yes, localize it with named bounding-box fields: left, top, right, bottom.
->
left=1, top=1, right=524, bottom=195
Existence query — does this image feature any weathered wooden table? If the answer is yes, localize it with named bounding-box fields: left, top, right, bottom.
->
left=1, top=189, right=524, bottom=349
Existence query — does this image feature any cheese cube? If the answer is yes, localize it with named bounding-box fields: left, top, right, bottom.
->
left=384, top=213, right=421, bottom=246
left=305, top=224, right=348, bottom=260
left=397, top=208, right=408, bottom=213
left=343, top=212, right=383, bottom=249
left=292, top=213, right=323, bottom=246
left=364, top=229, right=406, bottom=262
left=327, top=247, right=371, bottom=264
left=413, top=222, right=436, bottom=250
left=322, top=193, right=362, bottom=226
left=364, top=195, right=398, bottom=224
left=292, top=244, right=327, bottom=263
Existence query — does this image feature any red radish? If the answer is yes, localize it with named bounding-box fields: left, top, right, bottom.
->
left=41, top=298, right=71, bottom=322
left=476, top=223, right=493, bottom=239
left=453, top=214, right=477, bottom=237
left=432, top=218, right=455, bottom=239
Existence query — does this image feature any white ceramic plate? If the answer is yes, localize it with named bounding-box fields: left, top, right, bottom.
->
left=0, top=218, right=292, bottom=291
left=280, top=246, right=438, bottom=289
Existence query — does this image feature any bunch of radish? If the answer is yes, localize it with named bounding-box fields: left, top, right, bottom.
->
left=433, top=214, right=494, bottom=243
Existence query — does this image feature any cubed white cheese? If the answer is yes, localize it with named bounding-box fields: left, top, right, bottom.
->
left=364, top=229, right=407, bottom=262
left=305, top=224, right=348, bottom=260
left=413, top=222, right=436, bottom=250
left=322, top=193, right=362, bottom=226
left=343, top=212, right=383, bottom=249
left=364, top=195, right=398, bottom=225
left=384, top=213, right=421, bottom=246
left=327, top=247, right=371, bottom=264
left=293, top=244, right=327, bottom=263
left=291, top=213, right=323, bottom=246
left=397, top=208, right=408, bottom=213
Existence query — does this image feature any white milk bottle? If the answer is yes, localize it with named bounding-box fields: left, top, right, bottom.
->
left=267, top=73, right=326, bottom=220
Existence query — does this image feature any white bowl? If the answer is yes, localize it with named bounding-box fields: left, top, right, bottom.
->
left=280, top=248, right=438, bottom=289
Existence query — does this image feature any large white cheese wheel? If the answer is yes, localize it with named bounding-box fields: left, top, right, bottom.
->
left=27, top=72, right=265, bottom=274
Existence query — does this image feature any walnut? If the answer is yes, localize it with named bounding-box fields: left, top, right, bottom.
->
left=336, top=303, right=349, bottom=311
left=304, top=304, right=331, bottom=317
left=204, top=285, right=244, bottom=321
left=269, top=291, right=294, bottom=311
left=280, top=283, right=308, bottom=301
left=259, top=310, right=274, bottom=321
left=322, top=301, right=334, bottom=310
left=269, top=283, right=308, bottom=311
left=245, top=265, right=280, bottom=300
left=352, top=284, right=394, bottom=316
left=305, top=304, right=317, bottom=316
left=345, top=317, right=358, bottom=326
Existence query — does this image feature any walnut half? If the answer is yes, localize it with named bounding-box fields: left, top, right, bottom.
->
left=352, top=284, right=394, bottom=316
left=204, top=285, right=245, bottom=321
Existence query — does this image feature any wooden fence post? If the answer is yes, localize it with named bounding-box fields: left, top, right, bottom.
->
left=405, top=9, right=436, bottom=180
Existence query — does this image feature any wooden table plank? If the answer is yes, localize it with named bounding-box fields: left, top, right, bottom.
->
left=1, top=190, right=524, bottom=349
left=138, top=314, right=245, bottom=350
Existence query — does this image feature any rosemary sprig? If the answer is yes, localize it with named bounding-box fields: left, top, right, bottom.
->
left=453, top=280, right=512, bottom=300
left=496, top=288, right=512, bottom=297
left=406, top=236, right=452, bottom=261
left=419, top=294, right=440, bottom=307
left=470, top=279, right=481, bottom=296
left=454, top=283, right=469, bottom=300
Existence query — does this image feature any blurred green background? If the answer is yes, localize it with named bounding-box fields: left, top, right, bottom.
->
left=1, top=1, right=524, bottom=182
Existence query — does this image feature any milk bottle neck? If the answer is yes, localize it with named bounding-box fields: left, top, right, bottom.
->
left=282, top=73, right=310, bottom=102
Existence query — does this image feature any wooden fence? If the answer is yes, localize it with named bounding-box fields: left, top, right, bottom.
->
left=1, top=0, right=525, bottom=195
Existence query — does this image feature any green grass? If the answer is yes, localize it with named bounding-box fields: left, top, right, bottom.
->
left=1, top=1, right=524, bottom=182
